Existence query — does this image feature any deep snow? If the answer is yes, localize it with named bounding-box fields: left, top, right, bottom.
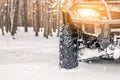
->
left=0, top=27, right=120, bottom=80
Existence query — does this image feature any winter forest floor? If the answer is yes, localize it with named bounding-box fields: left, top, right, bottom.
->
left=0, top=27, right=120, bottom=80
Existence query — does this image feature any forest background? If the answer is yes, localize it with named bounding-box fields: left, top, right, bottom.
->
left=0, top=0, right=61, bottom=38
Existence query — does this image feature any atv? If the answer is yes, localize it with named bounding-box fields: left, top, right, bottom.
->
left=59, top=0, right=120, bottom=69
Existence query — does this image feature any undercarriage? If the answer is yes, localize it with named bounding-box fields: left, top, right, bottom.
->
left=77, top=30, right=120, bottom=60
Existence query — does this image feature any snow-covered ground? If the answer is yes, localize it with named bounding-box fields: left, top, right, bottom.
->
left=0, top=27, right=120, bottom=80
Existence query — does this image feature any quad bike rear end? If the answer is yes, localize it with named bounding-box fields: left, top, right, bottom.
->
left=59, top=0, right=120, bottom=69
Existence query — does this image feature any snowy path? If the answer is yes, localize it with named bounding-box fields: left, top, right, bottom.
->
left=0, top=28, right=120, bottom=80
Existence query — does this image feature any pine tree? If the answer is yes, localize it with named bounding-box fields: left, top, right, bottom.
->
left=11, top=0, right=20, bottom=35
left=22, top=0, right=28, bottom=32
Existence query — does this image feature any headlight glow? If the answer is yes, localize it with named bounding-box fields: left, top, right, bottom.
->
left=78, top=8, right=100, bottom=18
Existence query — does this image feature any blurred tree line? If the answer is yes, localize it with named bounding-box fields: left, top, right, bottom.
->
left=0, top=0, right=61, bottom=38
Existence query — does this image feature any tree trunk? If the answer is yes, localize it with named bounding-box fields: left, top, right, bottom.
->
left=5, top=0, right=11, bottom=33
left=44, top=0, right=49, bottom=38
left=22, top=0, right=28, bottom=32
left=35, top=0, right=40, bottom=36
left=0, top=1, right=6, bottom=35
left=57, top=0, right=61, bottom=37
left=11, top=0, right=20, bottom=36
